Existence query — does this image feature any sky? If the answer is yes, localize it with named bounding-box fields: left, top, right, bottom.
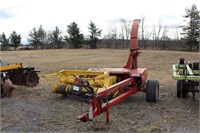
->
left=0, top=0, right=199, bottom=44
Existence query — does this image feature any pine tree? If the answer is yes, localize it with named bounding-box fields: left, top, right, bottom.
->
left=28, top=27, right=40, bottom=49
left=28, top=25, right=46, bottom=49
left=0, top=32, right=9, bottom=50
left=37, top=25, right=46, bottom=49
left=9, top=31, right=21, bottom=50
left=87, top=21, right=102, bottom=49
left=49, top=26, right=63, bottom=48
left=182, top=4, right=200, bottom=51
left=64, top=22, right=84, bottom=48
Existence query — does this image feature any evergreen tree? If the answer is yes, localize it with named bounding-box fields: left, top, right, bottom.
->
left=182, top=4, right=200, bottom=51
left=50, top=26, right=63, bottom=48
left=27, top=27, right=40, bottom=49
left=87, top=21, right=102, bottom=49
left=0, top=32, right=9, bottom=50
left=37, top=25, right=46, bottom=49
left=64, top=22, right=84, bottom=48
left=28, top=25, right=46, bottom=49
left=9, top=31, right=21, bottom=50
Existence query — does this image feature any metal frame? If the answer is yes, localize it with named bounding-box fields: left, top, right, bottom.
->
left=172, top=64, right=200, bottom=81
left=0, top=63, right=23, bottom=71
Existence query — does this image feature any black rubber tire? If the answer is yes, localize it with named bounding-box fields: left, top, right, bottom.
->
left=179, top=58, right=185, bottom=64
left=146, top=80, right=159, bottom=102
left=193, top=62, right=199, bottom=70
left=177, top=80, right=181, bottom=98
left=177, top=80, right=187, bottom=98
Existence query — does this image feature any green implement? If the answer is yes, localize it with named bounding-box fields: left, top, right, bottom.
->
left=172, top=64, right=200, bottom=81
left=172, top=58, right=199, bottom=99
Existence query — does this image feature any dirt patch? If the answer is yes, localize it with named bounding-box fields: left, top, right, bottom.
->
left=0, top=49, right=199, bottom=132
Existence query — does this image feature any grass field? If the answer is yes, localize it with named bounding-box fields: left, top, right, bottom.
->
left=0, top=49, right=199, bottom=132
left=1, top=49, right=198, bottom=88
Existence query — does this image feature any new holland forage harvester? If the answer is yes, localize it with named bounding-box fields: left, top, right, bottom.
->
left=45, top=19, right=159, bottom=122
left=0, top=61, right=39, bottom=98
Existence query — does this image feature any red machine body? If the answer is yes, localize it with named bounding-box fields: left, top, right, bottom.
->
left=77, top=19, right=158, bottom=123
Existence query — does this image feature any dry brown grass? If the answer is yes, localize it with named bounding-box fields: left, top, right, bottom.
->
left=0, top=49, right=199, bottom=132
left=1, top=49, right=198, bottom=90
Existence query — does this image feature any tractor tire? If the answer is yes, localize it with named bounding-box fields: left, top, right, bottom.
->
left=146, top=80, right=159, bottom=102
left=176, top=80, right=187, bottom=98
left=179, top=58, right=185, bottom=64
left=177, top=80, right=181, bottom=98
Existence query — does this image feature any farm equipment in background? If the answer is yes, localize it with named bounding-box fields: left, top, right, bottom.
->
left=0, top=61, right=39, bottom=98
left=45, top=19, right=159, bottom=122
left=172, top=58, right=199, bottom=99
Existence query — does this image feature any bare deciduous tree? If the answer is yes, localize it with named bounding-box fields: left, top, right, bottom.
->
left=108, top=23, right=118, bottom=39
left=160, top=25, right=169, bottom=49
left=108, top=22, right=118, bottom=48
left=172, top=28, right=183, bottom=50
left=139, top=16, right=152, bottom=49
left=119, top=18, right=131, bottom=49
left=119, top=24, right=125, bottom=49
left=120, top=18, right=131, bottom=39
left=173, top=28, right=181, bottom=40
left=152, top=20, right=166, bottom=49
left=105, top=19, right=132, bottom=49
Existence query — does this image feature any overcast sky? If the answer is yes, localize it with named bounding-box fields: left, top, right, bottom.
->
left=0, top=0, right=199, bottom=44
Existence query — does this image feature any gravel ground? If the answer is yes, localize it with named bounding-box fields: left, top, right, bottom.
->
left=0, top=49, right=199, bottom=132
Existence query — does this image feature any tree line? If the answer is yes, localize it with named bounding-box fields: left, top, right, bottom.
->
left=0, top=21, right=102, bottom=50
left=0, top=4, right=199, bottom=51
left=0, top=31, right=21, bottom=50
